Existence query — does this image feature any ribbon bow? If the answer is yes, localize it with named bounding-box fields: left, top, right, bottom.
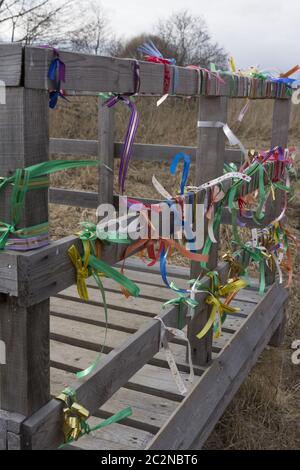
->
left=56, top=387, right=132, bottom=446
left=222, top=252, right=245, bottom=280
left=163, top=292, right=198, bottom=330
left=190, top=272, right=247, bottom=339
left=56, top=388, right=90, bottom=443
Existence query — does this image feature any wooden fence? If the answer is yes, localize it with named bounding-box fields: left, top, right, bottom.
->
left=0, top=44, right=290, bottom=449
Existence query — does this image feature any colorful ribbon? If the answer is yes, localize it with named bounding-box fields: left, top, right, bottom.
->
left=56, top=387, right=132, bottom=446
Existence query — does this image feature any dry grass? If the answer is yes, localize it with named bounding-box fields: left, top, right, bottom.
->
left=49, top=96, right=300, bottom=450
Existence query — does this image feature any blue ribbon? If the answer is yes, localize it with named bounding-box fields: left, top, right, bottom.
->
left=159, top=245, right=189, bottom=294
left=170, top=153, right=191, bottom=195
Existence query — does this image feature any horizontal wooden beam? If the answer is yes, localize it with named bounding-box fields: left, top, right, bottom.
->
left=0, top=235, right=142, bottom=306
left=23, top=46, right=290, bottom=99
left=21, top=262, right=230, bottom=450
left=147, top=282, right=288, bottom=449
left=49, top=138, right=245, bottom=164
left=49, top=187, right=276, bottom=229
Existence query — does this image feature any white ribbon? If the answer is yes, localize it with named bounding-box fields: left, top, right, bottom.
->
left=156, top=317, right=194, bottom=396
left=152, top=175, right=173, bottom=200
left=186, top=171, right=251, bottom=192
left=157, top=94, right=169, bottom=107
left=197, top=121, right=247, bottom=156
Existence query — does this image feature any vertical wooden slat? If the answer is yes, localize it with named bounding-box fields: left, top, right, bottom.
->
left=98, top=96, right=115, bottom=206
left=0, top=88, right=50, bottom=417
left=266, top=99, right=291, bottom=285
left=188, top=96, right=228, bottom=365
left=267, top=98, right=291, bottom=345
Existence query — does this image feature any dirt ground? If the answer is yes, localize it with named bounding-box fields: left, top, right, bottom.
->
left=49, top=96, right=300, bottom=450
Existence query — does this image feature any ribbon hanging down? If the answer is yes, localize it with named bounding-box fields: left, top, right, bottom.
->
left=47, top=48, right=68, bottom=109
left=103, top=62, right=140, bottom=194
left=156, top=317, right=194, bottom=396
left=197, top=121, right=247, bottom=157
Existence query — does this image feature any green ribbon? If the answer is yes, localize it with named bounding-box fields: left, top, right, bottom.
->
left=163, top=293, right=198, bottom=330
left=58, top=387, right=132, bottom=448
left=0, top=160, right=98, bottom=250
left=73, top=234, right=140, bottom=379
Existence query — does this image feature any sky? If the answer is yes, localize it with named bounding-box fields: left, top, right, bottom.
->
left=100, top=0, right=300, bottom=72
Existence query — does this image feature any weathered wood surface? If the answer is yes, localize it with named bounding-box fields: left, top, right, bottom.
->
left=147, top=282, right=288, bottom=449
left=0, top=44, right=23, bottom=87
left=22, top=267, right=285, bottom=450
left=189, top=95, right=228, bottom=366
left=23, top=46, right=290, bottom=99
left=49, top=138, right=243, bottom=164
left=0, top=88, right=50, bottom=416
left=98, top=97, right=115, bottom=206
left=0, top=235, right=143, bottom=306
left=21, top=262, right=230, bottom=449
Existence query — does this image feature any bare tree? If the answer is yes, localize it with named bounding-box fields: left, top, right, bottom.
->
left=67, top=0, right=117, bottom=56
left=156, top=10, right=227, bottom=69
left=115, top=33, right=176, bottom=60
left=0, top=0, right=73, bottom=43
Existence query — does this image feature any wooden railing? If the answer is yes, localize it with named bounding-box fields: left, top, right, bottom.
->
left=0, top=44, right=291, bottom=449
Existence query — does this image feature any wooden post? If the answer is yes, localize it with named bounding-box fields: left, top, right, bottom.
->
left=0, top=88, right=50, bottom=422
left=267, top=98, right=291, bottom=346
left=188, top=96, right=228, bottom=365
left=98, top=96, right=115, bottom=206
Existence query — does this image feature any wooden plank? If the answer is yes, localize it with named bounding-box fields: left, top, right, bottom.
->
left=98, top=97, right=115, bottom=206
left=0, top=418, right=6, bottom=449
left=0, top=252, right=19, bottom=296
left=50, top=138, right=98, bottom=156
left=266, top=98, right=291, bottom=288
left=22, top=263, right=228, bottom=449
left=50, top=340, right=190, bottom=401
left=7, top=235, right=142, bottom=306
left=49, top=188, right=99, bottom=209
left=0, top=88, right=50, bottom=416
left=70, top=416, right=154, bottom=450
left=24, top=46, right=287, bottom=98
left=147, top=282, right=288, bottom=449
left=50, top=366, right=177, bottom=433
left=50, top=296, right=150, bottom=331
left=49, top=138, right=243, bottom=164
left=0, top=44, right=23, bottom=87
left=7, top=432, right=22, bottom=450
left=49, top=312, right=203, bottom=373
left=189, top=95, right=228, bottom=366
left=58, top=284, right=164, bottom=316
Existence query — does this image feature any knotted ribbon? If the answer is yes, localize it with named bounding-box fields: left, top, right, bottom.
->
left=190, top=272, right=247, bottom=339
left=56, top=387, right=132, bottom=446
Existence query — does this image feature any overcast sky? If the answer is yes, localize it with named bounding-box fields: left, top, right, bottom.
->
left=101, top=0, right=299, bottom=72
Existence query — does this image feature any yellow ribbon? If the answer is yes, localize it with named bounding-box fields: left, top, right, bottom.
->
left=56, top=389, right=90, bottom=442
left=68, top=243, right=90, bottom=301
left=196, top=278, right=247, bottom=340
left=222, top=252, right=244, bottom=281
left=229, top=56, right=236, bottom=73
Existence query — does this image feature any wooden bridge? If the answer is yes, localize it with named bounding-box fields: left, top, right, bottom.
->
left=0, top=44, right=290, bottom=450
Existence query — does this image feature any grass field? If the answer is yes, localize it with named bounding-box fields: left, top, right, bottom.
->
left=49, top=96, right=300, bottom=450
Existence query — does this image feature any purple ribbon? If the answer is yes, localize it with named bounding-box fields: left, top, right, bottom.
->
left=7, top=234, right=50, bottom=251
left=103, top=60, right=140, bottom=193
left=45, top=47, right=67, bottom=108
